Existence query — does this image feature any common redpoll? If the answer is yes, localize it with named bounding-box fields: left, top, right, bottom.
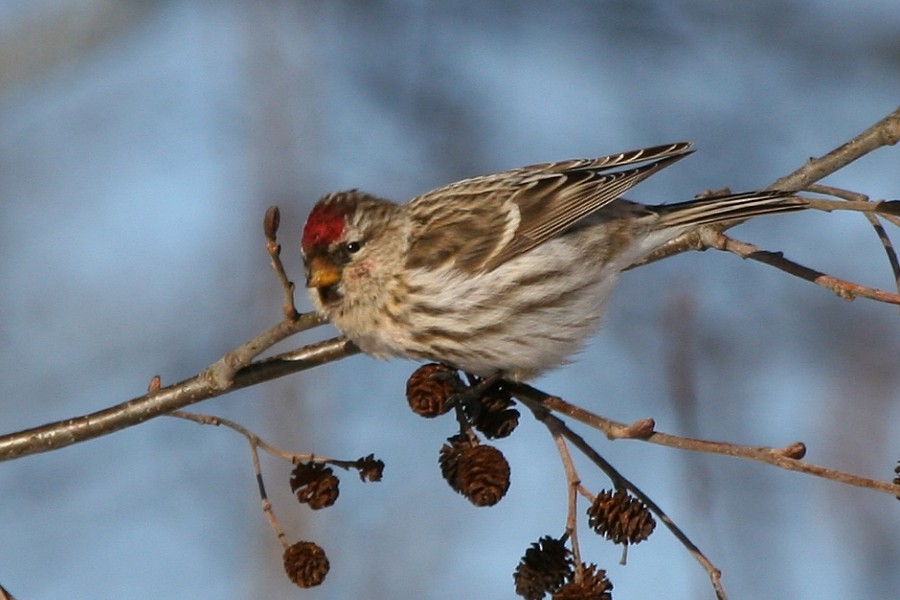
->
left=302, top=142, right=805, bottom=380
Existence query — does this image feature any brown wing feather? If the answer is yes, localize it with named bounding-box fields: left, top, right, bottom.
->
left=405, top=142, right=693, bottom=273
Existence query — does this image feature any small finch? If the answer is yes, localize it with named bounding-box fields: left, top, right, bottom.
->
left=301, top=142, right=806, bottom=381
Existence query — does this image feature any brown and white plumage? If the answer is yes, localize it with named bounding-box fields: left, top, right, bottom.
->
left=301, top=142, right=805, bottom=380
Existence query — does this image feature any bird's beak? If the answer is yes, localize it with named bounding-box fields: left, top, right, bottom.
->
left=305, top=255, right=342, bottom=288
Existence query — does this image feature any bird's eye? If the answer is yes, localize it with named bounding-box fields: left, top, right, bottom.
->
left=345, top=241, right=363, bottom=254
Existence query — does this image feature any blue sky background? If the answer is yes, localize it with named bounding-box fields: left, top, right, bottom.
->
left=1, top=1, right=899, bottom=598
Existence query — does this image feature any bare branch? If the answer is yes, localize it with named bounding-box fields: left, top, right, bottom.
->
left=169, top=410, right=311, bottom=464
left=805, top=185, right=900, bottom=293
left=169, top=410, right=383, bottom=479
left=549, top=423, right=584, bottom=569
left=509, top=383, right=900, bottom=498
left=251, top=433, right=290, bottom=549
left=636, top=107, right=900, bottom=267
left=702, top=229, right=900, bottom=305
left=0, top=583, right=18, bottom=600
left=205, top=205, right=310, bottom=389
left=206, top=311, right=327, bottom=389
left=0, top=333, right=359, bottom=462
left=771, top=107, right=900, bottom=191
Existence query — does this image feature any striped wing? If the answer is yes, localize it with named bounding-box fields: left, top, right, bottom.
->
left=405, top=142, right=693, bottom=273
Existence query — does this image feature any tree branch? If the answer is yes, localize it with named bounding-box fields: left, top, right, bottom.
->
left=509, top=383, right=900, bottom=497
left=771, top=107, right=900, bottom=191
left=0, top=333, right=358, bottom=461
left=635, top=106, right=900, bottom=267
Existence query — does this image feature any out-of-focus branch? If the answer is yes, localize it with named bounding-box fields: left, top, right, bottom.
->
left=0, top=1, right=150, bottom=95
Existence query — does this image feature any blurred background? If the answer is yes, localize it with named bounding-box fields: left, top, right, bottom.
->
left=1, top=1, right=899, bottom=598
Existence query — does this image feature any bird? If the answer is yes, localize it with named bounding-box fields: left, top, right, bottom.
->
left=301, top=142, right=806, bottom=381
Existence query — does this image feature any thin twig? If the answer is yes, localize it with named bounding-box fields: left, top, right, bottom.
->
left=264, top=206, right=300, bottom=320
left=509, top=383, right=900, bottom=497
left=206, top=311, right=328, bottom=390
left=168, top=410, right=381, bottom=477
left=800, top=185, right=900, bottom=300
left=549, top=425, right=584, bottom=569
left=251, top=437, right=289, bottom=549
left=168, top=410, right=293, bottom=548
left=168, top=410, right=310, bottom=463
left=791, top=197, right=900, bottom=216
left=703, top=230, right=900, bottom=305
left=205, top=208, right=317, bottom=389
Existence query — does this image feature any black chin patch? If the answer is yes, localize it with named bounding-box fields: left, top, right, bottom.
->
left=317, top=285, right=342, bottom=305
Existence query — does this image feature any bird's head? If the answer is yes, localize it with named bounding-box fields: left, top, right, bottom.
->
left=301, top=190, right=400, bottom=308
left=302, top=193, right=363, bottom=304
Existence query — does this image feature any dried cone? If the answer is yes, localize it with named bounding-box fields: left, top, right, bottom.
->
left=514, top=536, right=573, bottom=599
left=456, top=443, right=511, bottom=507
left=587, top=489, right=655, bottom=545
left=407, top=363, right=463, bottom=417
left=290, top=462, right=340, bottom=510
left=468, top=384, right=520, bottom=439
left=894, top=460, right=900, bottom=501
left=356, top=453, right=385, bottom=482
left=439, top=434, right=474, bottom=495
left=552, top=564, right=613, bottom=600
left=283, top=540, right=330, bottom=588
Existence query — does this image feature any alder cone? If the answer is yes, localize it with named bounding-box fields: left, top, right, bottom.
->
left=552, top=564, right=612, bottom=600
left=283, top=541, right=329, bottom=588
left=455, top=444, right=511, bottom=507
left=438, top=434, right=472, bottom=495
left=514, top=536, right=573, bottom=599
left=290, top=462, right=340, bottom=509
left=467, top=384, right=520, bottom=439
left=406, top=363, right=461, bottom=417
left=586, top=489, right=655, bottom=545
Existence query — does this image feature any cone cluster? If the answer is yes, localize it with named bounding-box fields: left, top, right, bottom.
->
left=466, top=383, right=520, bottom=439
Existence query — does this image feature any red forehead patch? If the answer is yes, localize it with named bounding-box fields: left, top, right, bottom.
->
left=302, top=203, right=346, bottom=252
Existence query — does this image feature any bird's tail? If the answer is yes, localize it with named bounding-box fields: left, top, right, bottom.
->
left=651, top=190, right=806, bottom=228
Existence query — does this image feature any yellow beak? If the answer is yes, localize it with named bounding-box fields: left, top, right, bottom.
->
left=305, top=255, right=342, bottom=288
